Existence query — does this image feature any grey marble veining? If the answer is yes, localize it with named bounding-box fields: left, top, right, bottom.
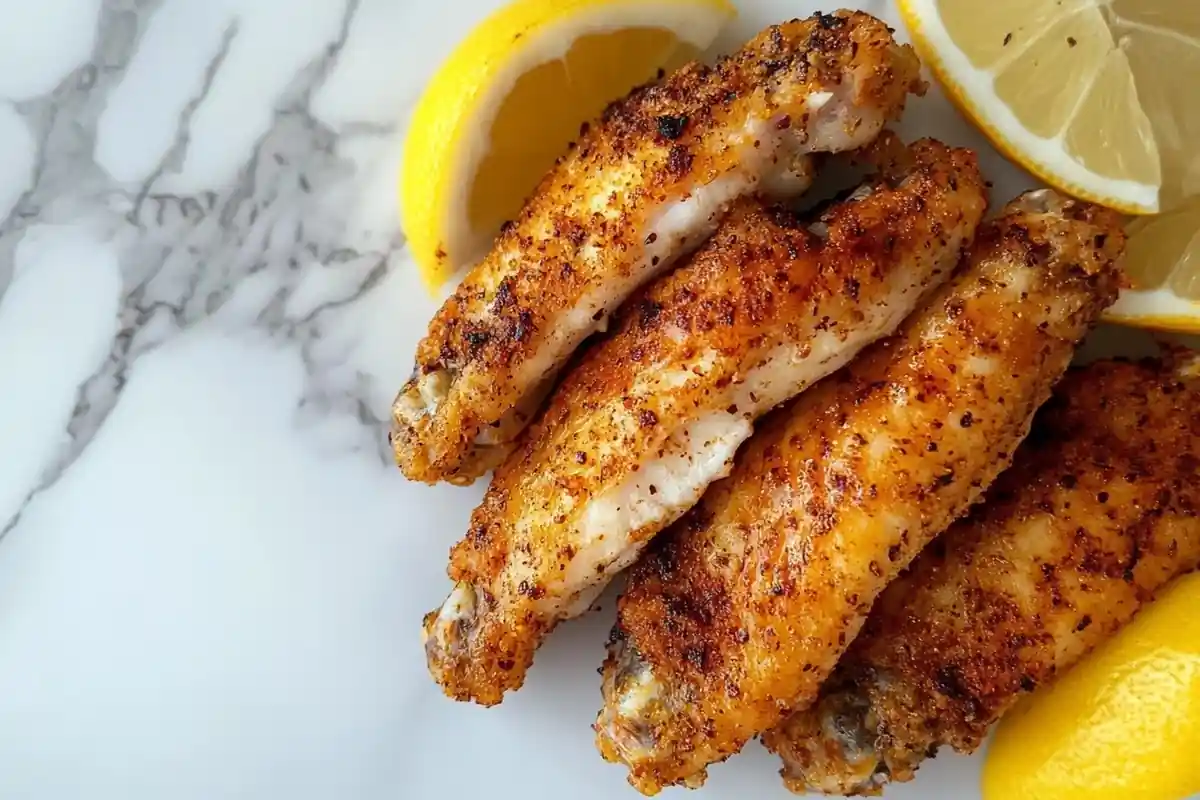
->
left=0, top=0, right=408, bottom=533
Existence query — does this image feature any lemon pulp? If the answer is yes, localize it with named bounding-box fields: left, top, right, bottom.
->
left=900, top=0, right=1200, bottom=214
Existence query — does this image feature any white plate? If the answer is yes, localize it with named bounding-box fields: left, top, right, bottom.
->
left=393, top=2, right=1193, bottom=799
left=0, top=1, right=1192, bottom=799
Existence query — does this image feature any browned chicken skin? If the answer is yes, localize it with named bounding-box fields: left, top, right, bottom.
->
left=594, top=191, right=1125, bottom=795
left=764, top=354, right=1200, bottom=795
left=422, top=140, right=987, bottom=706
left=391, top=11, right=924, bottom=485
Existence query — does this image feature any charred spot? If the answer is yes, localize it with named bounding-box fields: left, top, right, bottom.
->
left=491, top=279, right=516, bottom=311
left=775, top=115, right=792, bottom=130
left=639, top=409, right=659, bottom=428
left=638, top=299, right=663, bottom=329
left=575, top=451, right=587, bottom=465
left=760, top=57, right=789, bottom=75
left=561, top=220, right=588, bottom=247
left=604, top=625, right=626, bottom=647
left=1124, top=541, right=1141, bottom=582
left=512, top=309, right=534, bottom=342
left=1019, top=675, right=1036, bottom=692
left=934, top=664, right=972, bottom=702
left=845, top=278, right=861, bottom=301
left=815, top=11, right=846, bottom=29
left=684, top=647, right=707, bottom=669
left=656, top=114, right=689, bottom=140
left=768, top=25, right=786, bottom=52
left=1075, top=614, right=1092, bottom=632
left=517, top=580, right=545, bottom=600
left=666, top=144, right=694, bottom=176
left=960, top=412, right=974, bottom=428
left=464, top=328, right=491, bottom=353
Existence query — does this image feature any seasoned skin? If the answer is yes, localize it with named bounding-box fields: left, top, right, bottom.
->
left=391, top=11, right=925, bottom=485
left=422, top=140, right=987, bottom=706
left=595, top=190, right=1126, bottom=795
left=765, top=355, right=1200, bottom=796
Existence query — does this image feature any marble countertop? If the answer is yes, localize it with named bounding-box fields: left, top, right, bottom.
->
left=0, top=1, right=463, bottom=796
left=0, top=1, right=1188, bottom=799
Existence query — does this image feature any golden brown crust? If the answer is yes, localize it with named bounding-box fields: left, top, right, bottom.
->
left=391, top=11, right=924, bottom=485
left=764, top=355, right=1200, bottom=795
left=423, top=141, right=987, bottom=706
left=596, top=191, right=1126, bottom=794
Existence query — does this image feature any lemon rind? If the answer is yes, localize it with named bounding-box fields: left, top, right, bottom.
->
left=899, top=0, right=1160, bottom=215
left=1105, top=288, right=1200, bottom=333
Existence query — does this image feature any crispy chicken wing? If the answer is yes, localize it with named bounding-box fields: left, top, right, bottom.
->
left=764, top=354, right=1200, bottom=796
left=422, top=140, right=987, bottom=706
left=391, top=11, right=924, bottom=485
left=595, top=190, right=1126, bottom=794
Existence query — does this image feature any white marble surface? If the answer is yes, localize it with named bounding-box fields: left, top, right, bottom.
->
left=0, top=1, right=1186, bottom=799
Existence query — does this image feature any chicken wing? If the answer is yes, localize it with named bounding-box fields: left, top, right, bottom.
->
left=764, top=354, right=1200, bottom=796
left=422, top=140, right=987, bottom=706
left=391, top=11, right=924, bottom=485
left=595, top=190, right=1125, bottom=794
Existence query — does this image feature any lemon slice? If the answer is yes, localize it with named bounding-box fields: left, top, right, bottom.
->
left=983, top=571, right=1200, bottom=800
left=401, top=0, right=734, bottom=292
left=899, top=0, right=1200, bottom=216
left=1107, top=199, right=1200, bottom=333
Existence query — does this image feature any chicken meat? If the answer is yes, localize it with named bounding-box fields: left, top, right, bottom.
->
left=764, top=354, right=1200, bottom=796
left=595, top=190, right=1126, bottom=794
left=391, top=11, right=924, bottom=485
left=422, top=139, right=987, bottom=706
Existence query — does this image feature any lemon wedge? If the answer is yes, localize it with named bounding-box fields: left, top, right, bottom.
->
left=898, top=0, right=1200, bottom=216
left=400, top=0, right=734, bottom=292
left=983, top=571, right=1200, bottom=800
left=1107, top=198, right=1200, bottom=333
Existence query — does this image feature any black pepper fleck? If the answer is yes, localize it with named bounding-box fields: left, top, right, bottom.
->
left=656, top=114, right=689, bottom=140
